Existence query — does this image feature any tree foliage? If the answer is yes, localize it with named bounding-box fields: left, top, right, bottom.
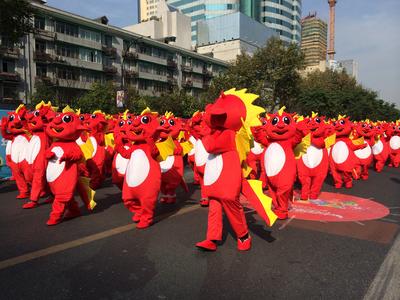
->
left=0, top=0, right=36, bottom=45
left=297, top=70, right=400, bottom=121
left=76, top=82, right=118, bottom=114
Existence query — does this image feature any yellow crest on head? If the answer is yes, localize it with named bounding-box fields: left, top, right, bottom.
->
left=15, top=104, right=25, bottom=114
left=35, top=101, right=46, bottom=110
left=338, top=114, right=346, bottom=120
left=395, top=120, right=400, bottom=125
left=75, top=108, right=81, bottom=115
left=140, top=107, right=158, bottom=116
left=164, top=111, right=174, bottom=118
left=122, top=109, right=129, bottom=120
left=192, top=110, right=200, bottom=118
left=311, top=111, right=318, bottom=118
left=62, top=105, right=75, bottom=114
left=365, top=119, right=370, bottom=124
left=278, top=106, right=286, bottom=116
left=92, top=110, right=103, bottom=115
left=296, top=115, right=304, bottom=122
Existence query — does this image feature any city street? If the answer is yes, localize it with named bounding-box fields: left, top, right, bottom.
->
left=0, top=167, right=399, bottom=300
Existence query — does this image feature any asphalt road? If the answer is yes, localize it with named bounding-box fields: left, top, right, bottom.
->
left=0, top=166, right=399, bottom=300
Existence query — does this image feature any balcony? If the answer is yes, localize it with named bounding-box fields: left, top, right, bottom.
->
left=203, top=68, right=213, bottom=78
left=0, top=47, right=20, bottom=59
left=103, top=65, right=118, bottom=74
left=33, top=51, right=54, bottom=63
left=167, top=59, right=177, bottom=69
left=34, top=28, right=57, bottom=41
left=0, top=72, right=21, bottom=82
left=181, top=64, right=193, bottom=72
left=123, top=69, right=138, bottom=79
left=182, top=79, right=193, bottom=88
left=35, top=76, right=57, bottom=86
left=102, top=45, right=117, bottom=57
left=167, top=76, right=177, bottom=86
left=122, top=50, right=138, bottom=60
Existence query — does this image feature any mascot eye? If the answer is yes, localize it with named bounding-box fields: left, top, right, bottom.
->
left=377, top=126, right=381, bottom=129
left=119, top=121, right=125, bottom=127
left=398, top=126, right=400, bottom=130
left=79, top=115, right=85, bottom=121
left=272, top=117, right=279, bottom=126
left=127, top=120, right=132, bottom=125
left=369, top=125, right=373, bottom=129
left=62, top=115, right=72, bottom=123
left=283, top=116, right=290, bottom=125
left=9, top=115, right=14, bottom=121
left=262, top=120, right=267, bottom=125
left=34, top=110, right=40, bottom=117
left=91, top=114, right=96, bottom=119
left=168, top=119, right=175, bottom=126
left=127, top=115, right=132, bottom=119
left=141, top=116, right=150, bottom=124
left=333, top=122, right=337, bottom=126
left=362, top=124, right=366, bottom=128
left=160, top=120, right=165, bottom=126
left=315, top=118, right=321, bottom=123
left=339, top=120, right=345, bottom=125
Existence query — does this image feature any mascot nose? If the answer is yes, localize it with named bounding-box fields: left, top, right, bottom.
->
left=53, top=117, right=62, bottom=125
left=133, top=118, right=140, bottom=126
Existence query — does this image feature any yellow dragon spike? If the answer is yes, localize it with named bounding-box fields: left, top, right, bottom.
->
left=192, top=110, right=200, bottom=118
left=164, top=111, right=174, bottom=118
left=122, top=109, right=129, bottom=120
left=92, top=110, right=104, bottom=115
left=15, top=104, right=25, bottom=114
left=278, top=106, right=286, bottom=116
left=140, top=107, right=158, bottom=116
left=62, top=105, right=75, bottom=114
left=338, top=114, right=347, bottom=120
left=311, top=111, right=318, bottom=118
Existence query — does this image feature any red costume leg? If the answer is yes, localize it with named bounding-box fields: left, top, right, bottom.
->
left=274, top=186, right=292, bottom=219
left=9, top=164, right=29, bottom=198
left=343, top=171, right=353, bottom=188
left=220, top=197, right=248, bottom=239
left=310, top=175, right=326, bottom=200
left=330, top=167, right=343, bottom=188
left=137, top=195, right=158, bottom=229
left=206, top=199, right=223, bottom=241
left=298, top=173, right=311, bottom=200
left=47, top=193, right=74, bottom=225
left=361, top=165, right=369, bottom=180
left=375, top=160, right=385, bottom=172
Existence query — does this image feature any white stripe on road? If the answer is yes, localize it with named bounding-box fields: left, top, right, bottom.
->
left=364, top=233, right=400, bottom=300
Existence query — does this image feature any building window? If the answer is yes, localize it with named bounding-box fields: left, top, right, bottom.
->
left=35, top=41, right=46, bottom=53
left=55, top=21, right=78, bottom=37
left=56, top=68, right=79, bottom=81
left=2, top=60, right=15, bottom=73
left=79, top=28, right=101, bottom=43
left=36, top=65, right=47, bottom=77
left=34, top=16, right=45, bottom=30
left=79, top=48, right=102, bottom=63
left=56, top=43, right=79, bottom=59
left=138, top=79, right=151, bottom=90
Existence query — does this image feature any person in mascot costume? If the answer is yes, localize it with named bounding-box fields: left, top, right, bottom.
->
left=115, top=108, right=162, bottom=229
left=387, top=121, right=400, bottom=167
left=23, top=101, right=56, bottom=208
left=1, top=104, right=31, bottom=199
left=353, top=120, right=375, bottom=180
left=45, top=106, right=85, bottom=225
left=196, top=89, right=266, bottom=251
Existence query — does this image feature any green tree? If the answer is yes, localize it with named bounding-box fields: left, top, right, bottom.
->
left=76, top=81, right=117, bottom=114
left=0, top=0, right=36, bottom=45
left=297, top=70, right=400, bottom=121
left=30, top=81, right=58, bottom=109
left=203, top=37, right=304, bottom=110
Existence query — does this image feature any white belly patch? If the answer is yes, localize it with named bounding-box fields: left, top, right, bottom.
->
left=302, top=145, right=323, bottom=168
left=115, top=146, right=129, bottom=175
left=354, top=141, right=372, bottom=160
left=332, top=141, right=349, bottom=164
left=6, top=140, right=11, bottom=155
left=251, top=141, right=264, bottom=155
left=195, top=140, right=208, bottom=167
left=203, top=154, right=223, bottom=186
left=264, top=142, right=286, bottom=177
left=11, top=135, right=29, bottom=163
left=126, top=149, right=150, bottom=187
left=389, top=136, right=400, bottom=150
left=160, top=155, right=175, bottom=173
left=372, top=140, right=383, bottom=155
left=46, top=146, right=65, bottom=182
left=26, top=135, right=41, bottom=164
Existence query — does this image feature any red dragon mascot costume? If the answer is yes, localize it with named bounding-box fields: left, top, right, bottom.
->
left=329, top=115, right=366, bottom=189
left=372, top=122, right=390, bottom=172
left=45, top=106, right=85, bottom=225
left=353, top=120, right=375, bottom=180
left=387, top=121, right=400, bottom=167
left=252, top=107, right=305, bottom=219
left=196, top=88, right=267, bottom=252
left=115, top=108, right=162, bottom=229
left=23, top=101, right=56, bottom=208
left=158, top=112, right=186, bottom=204
left=1, top=104, right=31, bottom=199
left=296, top=112, right=332, bottom=200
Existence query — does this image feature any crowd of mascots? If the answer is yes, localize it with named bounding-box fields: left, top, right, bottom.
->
left=1, top=88, right=399, bottom=251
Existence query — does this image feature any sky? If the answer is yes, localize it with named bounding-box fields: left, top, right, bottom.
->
left=46, top=0, right=400, bottom=107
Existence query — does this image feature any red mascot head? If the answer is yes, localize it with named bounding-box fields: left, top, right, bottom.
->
left=265, top=107, right=296, bottom=140
left=46, top=106, right=85, bottom=141
left=159, top=112, right=183, bottom=140
left=26, top=101, right=57, bottom=132
left=127, top=107, right=160, bottom=142
left=333, top=115, right=352, bottom=137
left=4, top=104, right=28, bottom=135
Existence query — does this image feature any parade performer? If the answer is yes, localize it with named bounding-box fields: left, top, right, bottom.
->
left=252, top=107, right=306, bottom=219
left=353, top=120, right=375, bottom=180
left=23, top=101, right=56, bottom=208
left=296, top=113, right=332, bottom=200
left=115, top=108, right=162, bottom=229
left=387, top=121, right=400, bottom=167
left=196, top=89, right=267, bottom=251
left=329, top=115, right=366, bottom=189
left=372, top=122, right=390, bottom=172
left=1, top=105, right=31, bottom=199
left=45, top=106, right=85, bottom=225
left=158, top=112, right=187, bottom=204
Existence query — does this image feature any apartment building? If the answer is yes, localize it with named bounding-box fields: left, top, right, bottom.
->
left=0, top=1, right=228, bottom=103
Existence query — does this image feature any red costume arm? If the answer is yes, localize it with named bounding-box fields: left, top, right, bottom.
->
left=311, top=136, right=326, bottom=148
left=173, top=140, right=183, bottom=156
left=60, top=143, right=83, bottom=163
left=202, top=129, right=236, bottom=154
left=251, top=126, right=269, bottom=147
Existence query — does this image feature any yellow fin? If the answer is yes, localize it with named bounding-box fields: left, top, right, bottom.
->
left=352, top=136, right=365, bottom=146
left=105, top=133, right=115, bottom=149
left=156, top=136, right=176, bottom=161
left=294, top=133, right=311, bottom=159
left=78, top=176, right=96, bottom=210
left=324, top=133, right=336, bottom=149
left=180, top=141, right=193, bottom=156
